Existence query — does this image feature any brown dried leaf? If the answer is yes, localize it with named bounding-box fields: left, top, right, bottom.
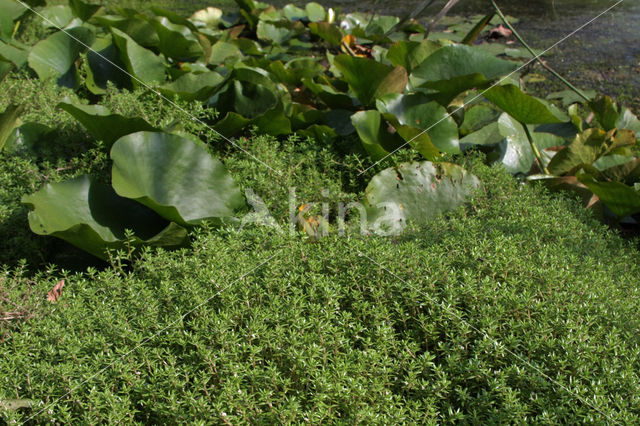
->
left=47, top=280, right=64, bottom=303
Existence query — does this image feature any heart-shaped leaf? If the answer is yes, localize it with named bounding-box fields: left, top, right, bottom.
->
left=58, top=101, right=158, bottom=148
left=376, top=93, right=460, bottom=153
left=484, top=84, right=565, bottom=124
left=158, top=71, right=225, bottom=101
left=22, top=175, right=188, bottom=259
left=334, top=55, right=407, bottom=107
left=305, top=2, right=325, bottom=22
left=365, top=161, right=482, bottom=235
left=111, top=131, right=246, bottom=226
left=410, top=44, right=518, bottom=92
left=386, top=40, right=440, bottom=74
left=84, top=37, right=130, bottom=94
left=28, top=26, right=95, bottom=88
left=351, top=110, right=404, bottom=161
left=111, top=27, right=166, bottom=86
left=69, top=0, right=102, bottom=21
left=150, top=16, right=204, bottom=61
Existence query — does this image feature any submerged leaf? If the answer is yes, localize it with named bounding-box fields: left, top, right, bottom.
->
left=111, top=132, right=246, bottom=226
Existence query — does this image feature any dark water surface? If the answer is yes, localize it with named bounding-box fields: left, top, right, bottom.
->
left=174, top=0, right=640, bottom=108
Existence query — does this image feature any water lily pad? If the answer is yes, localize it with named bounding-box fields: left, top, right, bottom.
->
left=158, top=71, right=225, bottom=101
left=111, top=131, right=246, bottom=226
left=365, top=161, right=482, bottom=235
left=28, top=26, right=95, bottom=88
left=84, top=36, right=130, bottom=94
left=150, top=16, right=204, bottom=61
left=376, top=93, right=460, bottom=153
left=69, top=0, right=102, bottom=21
left=334, top=55, right=407, bottom=106
left=0, top=39, right=28, bottom=67
left=484, top=84, right=565, bottom=124
left=386, top=40, right=440, bottom=74
left=410, top=44, right=518, bottom=92
left=308, top=21, right=342, bottom=45
left=94, top=15, right=159, bottom=48
left=111, top=27, right=166, bottom=86
left=305, top=2, right=325, bottom=22
left=40, top=5, right=74, bottom=29
left=22, top=175, right=188, bottom=259
left=58, top=101, right=158, bottom=148
left=351, top=110, right=404, bottom=161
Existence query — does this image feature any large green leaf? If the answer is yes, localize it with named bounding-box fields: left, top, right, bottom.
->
left=547, top=128, right=635, bottom=176
left=376, top=93, right=460, bottom=154
left=111, top=27, right=165, bottom=86
left=617, top=108, right=640, bottom=139
left=40, top=5, right=75, bottom=29
left=577, top=173, right=640, bottom=217
left=305, top=2, right=325, bottom=22
left=94, top=15, right=159, bottom=48
left=28, top=26, right=95, bottom=88
left=4, top=122, right=54, bottom=156
left=0, top=39, right=29, bottom=67
left=149, top=16, right=204, bottom=61
left=0, top=0, right=28, bottom=22
left=22, top=175, right=188, bottom=259
left=494, top=113, right=535, bottom=174
left=588, top=95, right=619, bottom=131
left=365, top=161, right=481, bottom=235
left=58, top=101, right=158, bottom=148
left=351, top=110, right=404, bottom=161
left=69, top=0, right=102, bottom=21
left=410, top=44, right=518, bottom=91
left=111, top=132, right=246, bottom=226
left=386, top=40, right=440, bottom=74
left=85, top=36, right=130, bottom=94
left=0, top=104, right=23, bottom=152
left=333, top=55, right=408, bottom=106
left=158, top=71, right=225, bottom=101
left=308, top=22, right=342, bottom=45
left=484, top=84, right=564, bottom=124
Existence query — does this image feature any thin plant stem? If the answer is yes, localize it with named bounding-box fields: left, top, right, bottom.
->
left=489, top=0, right=591, bottom=102
left=522, top=121, right=551, bottom=174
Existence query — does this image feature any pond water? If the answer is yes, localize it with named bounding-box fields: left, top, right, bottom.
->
left=174, top=0, right=639, bottom=109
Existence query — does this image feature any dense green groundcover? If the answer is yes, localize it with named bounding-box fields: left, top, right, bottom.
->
left=2, top=155, right=640, bottom=423
left=2, top=0, right=640, bottom=423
